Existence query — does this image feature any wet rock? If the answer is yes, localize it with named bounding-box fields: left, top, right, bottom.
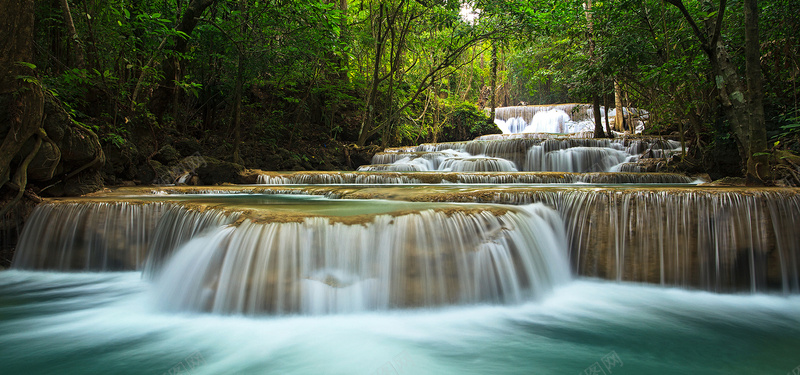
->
left=153, top=145, right=181, bottom=166
left=700, top=177, right=747, bottom=186
left=196, top=158, right=245, bottom=185
left=27, top=140, right=61, bottom=181
left=174, top=138, right=202, bottom=156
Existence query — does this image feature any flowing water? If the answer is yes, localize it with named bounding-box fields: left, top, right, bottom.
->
left=1, top=271, right=799, bottom=375
left=3, top=104, right=800, bottom=374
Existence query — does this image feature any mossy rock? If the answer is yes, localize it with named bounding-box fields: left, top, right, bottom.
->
left=153, top=145, right=181, bottom=166
left=196, top=158, right=245, bottom=185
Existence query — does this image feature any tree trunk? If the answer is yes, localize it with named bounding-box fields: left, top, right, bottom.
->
left=603, top=87, right=612, bottom=136
left=592, top=96, right=606, bottom=138
left=743, top=0, right=769, bottom=181
left=150, top=0, right=217, bottom=120
left=614, top=80, right=625, bottom=131
left=356, top=3, right=385, bottom=147
left=0, top=0, right=44, bottom=185
left=666, top=0, right=769, bottom=181
left=585, top=0, right=606, bottom=138
left=489, top=42, right=498, bottom=120
left=231, top=0, right=246, bottom=165
left=59, top=0, right=86, bottom=70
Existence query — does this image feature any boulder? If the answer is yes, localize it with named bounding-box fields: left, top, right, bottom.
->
left=196, top=158, right=245, bottom=185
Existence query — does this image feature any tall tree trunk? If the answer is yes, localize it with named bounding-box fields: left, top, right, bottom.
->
left=603, top=85, right=612, bottom=136
left=0, top=0, right=44, bottom=184
left=666, top=0, right=769, bottom=181
left=356, top=3, right=385, bottom=147
left=59, top=0, right=86, bottom=70
left=585, top=0, right=606, bottom=138
left=231, top=0, right=245, bottom=165
left=744, top=0, right=769, bottom=180
left=592, top=96, right=605, bottom=138
left=150, top=0, right=217, bottom=120
left=489, top=42, right=498, bottom=120
left=614, top=80, right=625, bottom=131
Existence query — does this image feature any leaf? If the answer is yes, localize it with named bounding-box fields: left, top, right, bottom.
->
left=15, top=61, right=36, bottom=70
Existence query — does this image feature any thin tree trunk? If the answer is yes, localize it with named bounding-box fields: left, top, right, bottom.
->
left=356, top=3, right=385, bottom=147
left=232, top=0, right=245, bottom=165
left=665, top=0, right=768, bottom=180
left=585, top=0, right=605, bottom=138
left=614, top=80, right=625, bottom=131
left=232, top=54, right=244, bottom=164
left=150, top=0, right=217, bottom=119
left=744, top=0, right=769, bottom=181
left=59, top=0, right=86, bottom=70
left=490, top=42, right=498, bottom=120
left=603, top=86, right=612, bottom=136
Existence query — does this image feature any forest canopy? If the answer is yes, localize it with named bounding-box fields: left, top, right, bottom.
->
left=1, top=0, right=799, bottom=190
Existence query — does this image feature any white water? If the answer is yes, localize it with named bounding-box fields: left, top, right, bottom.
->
left=493, top=105, right=648, bottom=135
left=1, top=270, right=798, bottom=375
left=152, top=204, right=571, bottom=314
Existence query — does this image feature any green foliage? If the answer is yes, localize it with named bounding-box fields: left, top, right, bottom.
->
left=25, top=0, right=800, bottom=164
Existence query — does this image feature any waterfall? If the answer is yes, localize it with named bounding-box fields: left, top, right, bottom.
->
left=12, top=202, right=240, bottom=272
left=492, top=104, right=649, bottom=135
left=256, top=171, right=695, bottom=185
left=433, top=187, right=800, bottom=293
left=525, top=146, right=630, bottom=172
left=12, top=202, right=168, bottom=271
left=152, top=204, right=571, bottom=314
left=142, top=206, right=240, bottom=278
left=265, top=136, right=684, bottom=176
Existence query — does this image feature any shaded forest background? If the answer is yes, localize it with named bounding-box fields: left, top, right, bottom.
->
left=2, top=0, right=800, bottom=197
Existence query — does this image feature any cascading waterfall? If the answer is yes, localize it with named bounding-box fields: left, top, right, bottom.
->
left=256, top=171, right=695, bottom=185
left=260, top=136, right=684, bottom=177
left=417, top=187, right=800, bottom=293
left=152, top=203, right=570, bottom=314
left=492, top=104, right=649, bottom=135
left=525, top=146, right=631, bottom=172
left=12, top=202, right=168, bottom=271
left=12, top=202, right=240, bottom=272
left=142, top=206, right=240, bottom=278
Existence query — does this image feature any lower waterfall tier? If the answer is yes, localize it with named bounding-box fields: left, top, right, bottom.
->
left=153, top=204, right=570, bottom=314
left=10, top=186, right=800, bottom=306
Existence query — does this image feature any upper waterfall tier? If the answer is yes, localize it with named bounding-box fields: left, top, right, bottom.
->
left=492, top=104, right=648, bottom=134
left=252, top=171, right=695, bottom=185
left=352, top=136, right=682, bottom=174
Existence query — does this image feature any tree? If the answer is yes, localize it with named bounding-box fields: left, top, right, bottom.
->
left=149, top=0, right=218, bottom=121
left=0, top=0, right=44, bottom=207
left=664, top=0, right=770, bottom=181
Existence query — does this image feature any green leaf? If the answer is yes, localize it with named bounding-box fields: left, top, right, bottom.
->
left=15, top=61, right=36, bottom=70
